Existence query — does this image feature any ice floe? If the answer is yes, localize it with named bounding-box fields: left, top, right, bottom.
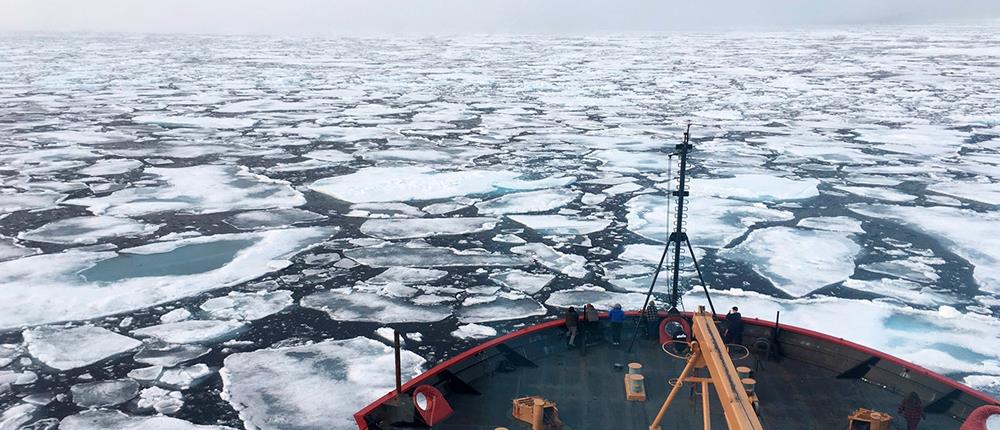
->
left=511, top=243, right=588, bottom=278
left=77, top=159, right=143, bottom=176
left=137, top=386, right=184, bottom=414
left=507, top=215, right=611, bottom=235
left=0, top=237, right=38, bottom=262
left=133, top=341, right=210, bottom=367
left=796, top=216, right=865, bottom=234
left=850, top=204, right=1000, bottom=293
left=360, top=217, right=498, bottom=239
left=475, top=188, right=579, bottom=215
left=452, top=323, right=497, bottom=339
left=489, top=270, right=555, bottom=295
left=132, top=320, right=247, bottom=344
left=927, top=182, right=1000, bottom=206
left=302, top=289, right=451, bottom=323
left=224, top=208, right=326, bottom=230
left=367, top=267, right=448, bottom=285
left=457, top=292, right=546, bottom=323
left=66, top=165, right=305, bottom=216
left=310, top=166, right=573, bottom=203
left=133, top=114, right=257, bottom=129
left=61, top=410, right=234, bottom=430
left=221, top=337, right=424, bottom=430
left=693, top=174, right=820, bottom=202
left=545, top=286, right=649, bottom=310
left=832, top=185, right=916, bottom=202
left=719, top=226, right=860, bottom=297
left=0, top=192, right=64, bottom=214
left=157, top=364, right=213, bottom=390
left=18, top=216, right=161, bottom=245
left=0, top=227, right=333, bottom=329
left=626, top=194, right=792, bottom=247
left=345, top=242, right=530, bottom=268
left=23, top=326, right=141, bottom=371
left=70, top=379, right=140, bottom=408
left=200, top=290, right=293, bottom=321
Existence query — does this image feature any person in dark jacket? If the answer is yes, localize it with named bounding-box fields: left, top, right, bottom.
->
left=583, top=303, right=599, bottom=344
left=898, top=391, right=925, bottom=430
left=724, top=306, right=744, bottom=344
left=642, top=301, right=659, bottom=339
left=609, top=303, right=625, bottom=345
left=564, top=307, right=579, bottom=347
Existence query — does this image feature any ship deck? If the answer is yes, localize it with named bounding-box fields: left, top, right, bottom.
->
left=434, top=336, right=958, bottom=430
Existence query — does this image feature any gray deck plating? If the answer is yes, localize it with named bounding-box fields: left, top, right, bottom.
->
left=435, top=338, right=959, bottom=430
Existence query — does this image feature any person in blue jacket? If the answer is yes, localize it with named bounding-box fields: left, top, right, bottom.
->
left=609, top=303, right=625, bottom=345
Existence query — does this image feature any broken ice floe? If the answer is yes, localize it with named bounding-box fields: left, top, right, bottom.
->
left=70, top=379, right=140, bottom=408
left=345, top=242, right=530, bottom=268
left=475, top=188, right=579, bottom=215
left=693, top=174, right=820, bottom=202
left=77, top=159, right=143, bottom=176
left=0, top=227, right=333, bottom=329
left=200, top=290, right=294, bottom=321
left=626, top=194, right=792, bottom=247
left=832, top=185, right=916, bottom=202
left=157, top=364, right=214, bottom=390
left=0, top=192, right=64, bottom=214
left=133, top=341, right=210, bottom=367
left=310, top=166, right=573, bottom=203
left=137, top=386, right=184, bottom=415
left=301, top=289, right=451, bottom=323
left=451, top=323, right=498, bottom=340
left=221, top=337, right=424, bottom=430
left=511, top=243, right=588, bottom=278
left=489, top=270, right=555, bottom=295
left=367, top=267, right=448, bottom=285
left=507, top=215, right=611, bottom=235
left=850, top=204, right=1000, bottom=294
left=796, top=216, right=865, bottom=234
left=224, top=208, right=326, bottom=230
left=132, top=320, right=247, bottom=344
left=18, top=216, right=161, bottom=245
left=23, top=326, right=141, bottom=371
left=545, top=286, right=649, bottom=310
left=60, top=410, right=234, bottom=429
left=457, top=292, right=546, bottom=323
left=719, top=226, right=860, bottom=297
left=66, top=165, right=305, bottom=216
left=360, top=217, right=498, bottom=239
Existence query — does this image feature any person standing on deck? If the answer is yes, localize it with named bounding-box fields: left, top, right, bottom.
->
left=564, top=307, right=579, bottom=347
left=583, top=303, right=599, bottom=344
left=724, top=306, right=744, bottom=344
left=609, top=303, right=625, bottom=345
left=642, top=301, right=659, bottom=339
left=898, top=392, right=925, bottom=430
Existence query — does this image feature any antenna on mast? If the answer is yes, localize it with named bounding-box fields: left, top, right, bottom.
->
left=627, top=122, right=716, bottom=353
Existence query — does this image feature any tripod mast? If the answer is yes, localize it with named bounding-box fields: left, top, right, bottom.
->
left=667, top=124, right=692, bottom=311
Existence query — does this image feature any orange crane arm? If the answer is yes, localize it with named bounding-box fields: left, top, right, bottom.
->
left=691, top=309, right=764, bottom=430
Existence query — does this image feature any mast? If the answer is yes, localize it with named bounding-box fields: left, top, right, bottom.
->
left=667, top=124, right=692, bottom=311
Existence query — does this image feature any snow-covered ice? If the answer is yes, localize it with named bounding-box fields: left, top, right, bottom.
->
left=133, top=341, right=210, bottom=367
left=18, top=216, right=161, bottom=245
left=720, top=227, right=860, bottom=297
left=476, top=189, right=579, bottom=215
left=797, top=216, right=865, bottom=234
left=451, top=323, right=498, bottom=339
left=345, top=243, right=530, bottom=268
left=0, top=227, right=334, bottom=329
left=302, top=289, right=452, bottom=323
left=457, top=292, right=546, bottom=323
left=507, top=215, right=611, bottom=235
left=360, top=217, right=498, bottom=239
left=70, top=379, right=140, bottom=408
left=489, top=270, right=555, bottom=295
left=200, top=290, right=294, bottom=321
left=221, top=337, right=424, bottom=430
left=60, top=410, right=234, bottom=430
left=23, top=326, right=141, bottom=371
left=224, top=209, right=326, bottom=230
left=132, top=320, right=247, bottom=344
left=367, top=267, right=448, bottom=285
left=511, top=243, right=588, bottom=278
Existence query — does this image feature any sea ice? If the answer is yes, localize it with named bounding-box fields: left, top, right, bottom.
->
left=310, top=166, right=573, bottom=203
left=18, top=216, right=161, bottom=245
left=345, top=243, right=530, bottom=268
left=832, top=185, right=916, bottom=202
left=796, top=216, right=865, bottom=234
left=66, top=165, right=305, bottom=216
left=511, top=243, right=588, bottom=278
left=626, top=194, right=792, bottom=247
left=132, top=320, right=247, bottom=344
left=545, top=286, right=649, bottom=310
left=489, top=270, right=555, bottom=295
left=458, top=292, right=546, bottom=323
left=60, top=410, right=234, bottom=430
left=348, top=202, right=426, bottom=218
left=224, top=209, right=326, bottom=230
left=367, top=267, right=448, bottom=285
left=137, top=386, right=184, bottom=415
left=359, top=217, right=498, bottom=239
left=303, top=149, right=354, bottom=163
left=0, top=237, right=38, bottom=262
left=157, top=364, right=213, bottom=390
left=849, top=204, right=1000, bottom=293
left=475, top=189, right=579, bottom=215
left=133, top=341, right=211, bottom=367
left=78, top=159, right=143, bottom=176
left=507, top=215, right=611, bottom=235
left=451, top=324, right=497, bottom=340
left=693, top=174, right=820, bottom=202
left=841, top=279, right=952, bottom=306
left=927, top=182, right=1000, bottom=206
left=133, top=114, right=257, bottom=129
left=0, top=192, right=64, bottom=214
left=859, top=258, right=940, bottom=284
left=70, top=379, right=140, bottom=408
left=719, top=227, right=860, bottom=297
left=301, top=289, right=452, bottom=323
left=0, top=227, right=334, bottom=329
left=23, top=326, right=141, bottom=371
left=221, top=337, right=425, bottom=430
left=200, top=290, right=294, bottom=321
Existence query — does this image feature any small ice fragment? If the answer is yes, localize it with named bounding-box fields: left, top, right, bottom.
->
left=70, top=379, right=140, bottom=408
left=200, top=291, right=293, bottom=321
left=451, top=324, right=497, bottom=340
left=132, top=320, right=247, bottom=344
left=157, top=364, right=213, bottom=390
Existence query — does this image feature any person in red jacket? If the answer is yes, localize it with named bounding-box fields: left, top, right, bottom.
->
left=898, top=391, right=925, bottom=430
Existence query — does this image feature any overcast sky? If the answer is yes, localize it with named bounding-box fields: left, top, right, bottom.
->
left=3, top=0, right=1000, bottom=35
